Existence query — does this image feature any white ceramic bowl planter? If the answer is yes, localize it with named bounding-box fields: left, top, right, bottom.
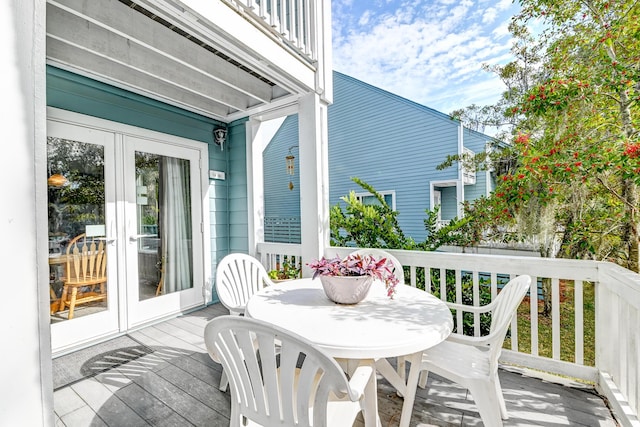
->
left=319, top=275, right=374, bottom=304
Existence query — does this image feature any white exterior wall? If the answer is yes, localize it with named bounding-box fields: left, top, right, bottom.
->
left=0, top=1, right=53, bottom=425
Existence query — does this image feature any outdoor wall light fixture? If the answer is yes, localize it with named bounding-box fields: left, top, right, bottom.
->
left=286, top=145, right=299, bottom=190
left=213, top=127, right=227, bottom=151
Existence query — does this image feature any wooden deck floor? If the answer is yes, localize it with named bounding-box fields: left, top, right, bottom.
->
left=53, top=303, right=619, bottom=427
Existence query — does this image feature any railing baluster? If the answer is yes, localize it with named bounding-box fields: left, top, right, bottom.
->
left=258, top=0, right=267, bottom=19
left=270, top=0, right=280, bottom=29
left=473, top=270, right=480, bottom=337
left=288, top=0, right=296, bottom=42
left=552, top=277, right=560, bottom=360
left=294, top=0, right=303, bottom=49
left=575, top=280, right=584, bottom=365
left=509, top=273, right=519, bottom=352
left=410, top=265, right=416, bottom=288
left=424, top=266, right=431, bottom=293
left=302, top=0, right=311, bottom=54
left=438, top=268, right=444, bottom=299
left=455, top=270, right=462, bottom=334
left=490, top=272, right=497, bottom=300
left=530, top=275, right=539, bottom=356
left=223, top=0, right=318, bottom=60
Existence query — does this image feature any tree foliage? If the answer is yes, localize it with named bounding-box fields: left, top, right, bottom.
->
left=449, top=0, right=640, bottom=272
left=330, top=177, right=412, bottom=249
left=329, top=177, right=470, bottom=251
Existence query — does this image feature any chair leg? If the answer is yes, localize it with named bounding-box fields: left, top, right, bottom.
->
left=397, top=356, right=406, bottom=380
left=469, top=382, right=504, bottom=427
left=219, top=369, right=229, bottom=392
left=418, top=370, right=429, bottom=389
left=362, top=360, right=380, bottom=427
left=493, top=373, right=509, bottom=420
left=59, top=285, right=69, bottom=312
left=50, top=287, right=60, bottom=314
left=68, top=287, right=78, bottom=320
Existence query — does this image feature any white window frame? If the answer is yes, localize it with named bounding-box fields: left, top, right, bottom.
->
left=355, top=190, right=396, bottom=210
left=462, top=147, right=476, bottom=185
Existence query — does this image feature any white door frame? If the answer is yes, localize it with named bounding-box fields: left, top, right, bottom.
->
left=47, top=119, right=120, bottom=354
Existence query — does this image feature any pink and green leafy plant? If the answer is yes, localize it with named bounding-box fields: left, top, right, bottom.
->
left=308, top=254, right=400, bottom=298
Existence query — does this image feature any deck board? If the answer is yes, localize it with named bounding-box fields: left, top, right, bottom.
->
left=53, top=304, right=619, bottom=427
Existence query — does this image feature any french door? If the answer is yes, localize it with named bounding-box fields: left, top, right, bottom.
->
left=47, top=112, right=207, bottom=354
left=123, top=135, right=205, bottom=328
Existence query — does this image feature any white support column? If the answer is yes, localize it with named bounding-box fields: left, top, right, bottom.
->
left=246, top=118, right=265, bottom=257
left=298, top=92, right=329, bottom=276
left=1, top=1, right=52, bottom=425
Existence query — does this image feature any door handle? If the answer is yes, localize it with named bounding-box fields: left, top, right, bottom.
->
left=106, top=221, right=116, bottom=244
left=129, top=234, right=156, bottom=242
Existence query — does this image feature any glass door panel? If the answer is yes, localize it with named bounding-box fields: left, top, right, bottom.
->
left=134, top=153, right=193, bottom=301
left=47, top=120, right=119, bottom=353
left=48, top=137, right=108, bottom=320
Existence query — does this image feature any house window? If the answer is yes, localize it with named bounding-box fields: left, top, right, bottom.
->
left=462, top=148, right=476, bottom=185
left=355, top=191, right=396, bottom=210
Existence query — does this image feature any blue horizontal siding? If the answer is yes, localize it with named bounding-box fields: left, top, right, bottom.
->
left=263, top=115, right=301, bottom=219
left=264, top=71, right=497, bottom=244
left=46, top=65, right=245, bottom=301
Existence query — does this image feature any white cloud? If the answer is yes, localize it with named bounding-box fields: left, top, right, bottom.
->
left=482, top=7, right=498, bottom=24
left=332, top=0, right=521, bottom=114
left=358, top=10, right=372, bottom=26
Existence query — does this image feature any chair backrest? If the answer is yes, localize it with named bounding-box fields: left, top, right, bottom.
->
left=349, top=248, right=405, bottom=285
left=215, top=253, right=273, bottom=315
left=486, top=275, right=532, bottom=371
left=204, top=316, right=355, bottom=427
left=65, top=233, right=107, bottom=283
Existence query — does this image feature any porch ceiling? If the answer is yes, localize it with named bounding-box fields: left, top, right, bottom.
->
left=46, top=0, right=311, bottom=122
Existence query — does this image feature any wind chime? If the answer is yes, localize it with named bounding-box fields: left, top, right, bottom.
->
left=286, top=145, right=298, bottom=190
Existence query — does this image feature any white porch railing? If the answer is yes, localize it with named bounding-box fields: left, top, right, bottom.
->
left=264, top=216, right=301, bottom=243
left=256, top=242, right=640, bottom=425
left=257, top=242, right=302, bottom=273
left=223, top=0, right=319, bottom=61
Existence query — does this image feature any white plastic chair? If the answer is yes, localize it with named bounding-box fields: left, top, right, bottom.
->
left=215, top=253, right=275, bottom=390
left=215, top=253, right=275, bottom=316
left=204, top=316, right=376, bottom=427
left=413, top=274, right=532, bottom=427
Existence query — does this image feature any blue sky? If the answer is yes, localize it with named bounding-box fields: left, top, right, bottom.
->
left=331, top=0, right=520, bottom=115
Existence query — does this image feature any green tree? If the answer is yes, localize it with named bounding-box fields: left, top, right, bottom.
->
left=330, top=178, right=414, bottom=249
left=511, top=0, right=640, bottom=271
left=448, top=0, right=640, bottom=275
left=330, top=177, right=470, bottom=251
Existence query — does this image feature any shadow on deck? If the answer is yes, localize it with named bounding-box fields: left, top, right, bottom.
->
left=53, top=303, right=618, bottom=427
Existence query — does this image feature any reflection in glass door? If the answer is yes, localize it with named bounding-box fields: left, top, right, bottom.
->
left=134, top=153, right=193, bottom=301
left=48, top=137, right=109, bottom=322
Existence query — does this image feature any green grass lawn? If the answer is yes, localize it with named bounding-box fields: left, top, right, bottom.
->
left=504, top=280, right=596, bottom=366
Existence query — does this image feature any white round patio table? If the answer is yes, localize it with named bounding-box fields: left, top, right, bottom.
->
left=245, top=278, right=453, bottom=427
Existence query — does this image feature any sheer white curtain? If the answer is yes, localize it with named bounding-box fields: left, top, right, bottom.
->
left=160, top=157, right=192, bottom=294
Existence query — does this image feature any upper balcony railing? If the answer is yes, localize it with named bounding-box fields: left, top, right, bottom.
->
left=223, top=0, right=320, bottom=62
left=255, top=242, right=640, bottom=425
